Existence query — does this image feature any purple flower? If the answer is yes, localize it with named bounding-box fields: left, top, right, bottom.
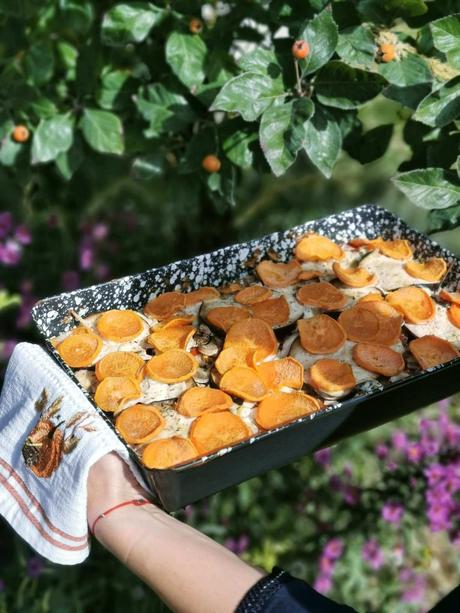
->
left=400, top=569, right=426, bottom=604
left=184, top=505, right=194, bottom=519
left=314, top=574, right=332, bottom=594
left=329, top=474, right=343, bottom=492
left=392, top=431, right=407, bottom=452
left=323, top=538, right=344, bottom=561
left=95, top=263, right=110, bottom=280
left=319, top=555, right=334, bottom=574
left=61, top=271, right=81, bottom=291
left=420, top=436, right=440, bottom=456
left=343, top=485, right=360, bottom=506
left=314, top=448, right=331, bottom=467
left=382, top=501, right=404, bottom=525
left=26, top=556, right=44, bottom=579
left=362, top=539, right=384, bottom=570
left=16, top=293, right=37, bottom=329
left=406, top=443, right=423, bottom=463
left=0, top=212, right=13, bottom=238
left=14, top=224, right=32, bottom=245
left=375, top=444, right=389, bottom=459
left=438, top=398, right=450, bottom=411
left=386, top=460, right=398, bottom=472
left=424, top=464, right=445, bottom=486
left=79, top=245, right=94, bottom=270
left=427, top=501, right=451, bottom=532
left=224, top=535, right=250, bottom=555
left=0, top=239, right=22, bottom=265
left=1, top=340, right=17, bottom=360
left=92, top=223, right=109, bottom=241
left=237, top=534, right=250, bottom=554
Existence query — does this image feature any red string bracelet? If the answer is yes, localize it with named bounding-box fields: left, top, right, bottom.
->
left=90, top=499, right=151, bottom=536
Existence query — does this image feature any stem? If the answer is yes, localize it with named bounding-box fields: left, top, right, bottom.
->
left=294, top=60, right=302, bottom=96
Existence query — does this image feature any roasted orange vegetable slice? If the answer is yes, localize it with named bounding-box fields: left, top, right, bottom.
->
left=219, top=282, right=244, bottom=294
left=57, top=329, right=102, bottom=368
left=251, top=295, right=290, bottom=326
left=386, top=287, right=435, bottom=324
left=219, top=366, right=268, bottom=401
left=296, top=282, right=347, bottom=310
left=157, top=316, right=195, bottom=329
left=358, top=301, right=403, bottom=346
left=94, top=376, right=141, bottom=413
left=96, top=310, right=144, bottom=342
left=439, top=289, right=460, bottom=305
left=176, top=387, right=233, bottom=417
left=297, top=270, right=322, bottom=281
left=310, top=359, right=356, bottom=394
left=256, top=357, right=304, bottom=390
left=448, top=304, right=460, bottom=329
left=95, top=351, right=145, bottom=381
left=358, top=292, right=383, bottom=303
left=224, top=318, right=278, bottom=360
left=142, top=437, right=198, bottom=469
left=215, top=346, right=252, bottom=375
left=409, top=335, right=460, bottom=370
left=338, top=306, right=380, bottom=343
left=255, top=391, right=321, bottom=430
left=378, top=239, right=412, bottom=260
left=145, top=292, right=186, bottom=320
left=147, top=325, right=196, bottom=353
left=235, top=285, right=273, bottom=305
left=295, top=233, right=344, bottom=262
left=348, top=237, right=379, bottom=249
left=332, top=262, right=377, bottom=288
left=189, top=411, right=251, bottom=454
left=184, top=286, right=220, bottom=306
left=145, top=349, right=198, bottom=383
left=297, top=315, right=346, bottom=354
left=256, top=260, right=301, bottom=288
left=352, top=343, right=405, bottom=377
left=404, top=258, right=447, bottom=282
left=115, top=404, right=165, bottom=444
left=206, top=305, right=251, bottom=332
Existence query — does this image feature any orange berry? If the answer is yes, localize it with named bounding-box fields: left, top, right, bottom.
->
left=379, top=43, right=396, bottom=62
left=292, top=40, right=310, bottom=60
left=202, top=154, right=221, bottom=173
left=189, top=18, right=203, bottom=34
left=12, top=125, right=29, bottom=143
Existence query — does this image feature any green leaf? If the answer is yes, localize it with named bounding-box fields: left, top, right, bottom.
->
left=165, top=32, right=207, bottom=90
left=304, top=106, right=342, bottom=178
left=31, top=113, right=74, bottom=164
left=238, top=49, right=282, bottom=79
left=211, top=73, right=285, bottom=122
left=25, top=42, right=54, bottom=86
left=97, top=68, right=135, bottom=110
left=383, top=83, right=432, bottom=109
left=259, top=98, right=314, bottom=176
left=336, top=26, right=376, bottom=68
left=223, top=129, right=258, bottom=169
left=131, top=150, right=165, bottom=179
left=0, top=290, right=21, bottom=311
left=55, top=136, right=84, bottom=180
left=181, top=127, right=217, bottom=173
left=384, top=0, right=428, bottom=17
left=315, top=61, right=387, bottom=109
left=298, top=10, right=339, bottom=76
left=345, top=124, right=393, bottom=164
left=392, top=168, right=460, bottom=209
left=428, top=203, right=460, bottom=233
left=80, top=109, right=124, bottom=155
left=101, top=3, right=164, bottom=46
left=59, top=0, right=94, bottom=35
left=413, top=76, right=460, bottom=128
left=0, top=120, right=23, bottom=167
left=430, top=14, right=460, bottom=55
left=457, top=155, right=460, bottom=177
left=378, top=53, right=432, bottom=86
left=134, top=82, right=196, bottom=137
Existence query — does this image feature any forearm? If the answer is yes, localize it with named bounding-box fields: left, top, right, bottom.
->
left=94, top=504, right=264, bottom=613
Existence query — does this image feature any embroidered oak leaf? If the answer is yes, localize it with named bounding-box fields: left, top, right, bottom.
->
left=34, top=389, right=48, bottom=413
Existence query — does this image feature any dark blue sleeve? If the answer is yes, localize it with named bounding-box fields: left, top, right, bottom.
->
left=236, top=567, right=357, bottom=613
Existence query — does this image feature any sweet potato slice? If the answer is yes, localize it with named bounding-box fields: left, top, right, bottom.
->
left=358, top=292, right=383, bottom=304
left=145, top=292, right=186, bottom=320
left=176, top=387, right=233, bottom=417
left=190, top=411, right=251, bottom=454
left=115, top=404, right=165, bottom=444
left=159, top=316, right=195, bottom=328
left=439, top=289, right=460, bottom=305
left=57, top=329, right=102, bottom=368
left=448, top=304, right=460, bottom=329
left=219, top=282, right=244, bottom=294
left=352, top=343, right=405, bottom=377
left=145, top=349, right=198, bottom=383
left=224, top=318, right=278, bottom=360
left=296, top=282, right=347, bottom=310
left=297, top=270, right=322, bottom=281
left=256, top=260, right=301, bottom=288
left=251, top=295, right=290, bottom=326
left=219, top=366, right=268, bottom=401
left=95, top=351, right=145, bottom=381
left=332, top=262, right=377, bottom=288
left=94, top=376, right=141, bottom=413
left=206, top=305, right=251, bottom=332
left=358, top=301, right=403, bottom=346
left=96, top=310, right=144, bottom=342
left=310, top=359, right=356, bottom=394
left=386, top=286, right=435, bottom=324
left=235, top=285, right=273, bottom=305
left=348, top=237, right=379, bottom=249
left=215, top=345, right=252, bottom=375
left=255, top=391, right=321, bottom=430
left=256, top=357, right=304, bottom=390
left=142, top=437, right=198, bottom=469
left=404, top=258, right=447, bottom=282
left=378, top=239, right=412, bottom=260
left=184, top=287, right=220, bottom=306
left=409, top=335, right=460, bottom=370
left=297, top=315, right=346, bottom=354
left=295, top=234, right=344, bottom=262
left=147, top=325, right=196, bottom=353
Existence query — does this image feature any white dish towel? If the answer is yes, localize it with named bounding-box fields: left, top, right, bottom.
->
left=0, top=342, right=145, bottom=565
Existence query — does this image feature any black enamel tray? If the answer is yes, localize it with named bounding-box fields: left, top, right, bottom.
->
left=32, top=205, right=460, bottom=511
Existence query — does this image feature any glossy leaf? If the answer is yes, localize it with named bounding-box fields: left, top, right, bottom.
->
left=413, top=76, right=460, bottom=128
left=345, top=124, right=393, bottom=165
left=304, top=106, right=342, bottom=178
left=31, top=113, right=74, bottom=164
left=55, top=136, right=84, bottom=180
left=379, top=53, right=432, bottom=87
left=430, top=14, right=460, bottom=56
left=134, top=83, right=196, bottom=137
left=315, top=61, right=387, bottom=109
left=102, top=3, right=164, bottom=46
left=80, top=109, right=124, bottom=155
left=336, top=26, right=376, bottom=68
left=223, top=129, right=258, bottom=169
left=428, top=203, right=460, bottom=233
left=392, top=168, right=460, bottom=209
left=131, top=150, right=165, bottom=179
left=298, top=10, right=339, bottom=76
left=165, top=32, right=207, bottom=90
left=238, top=49, right=282, bottom=79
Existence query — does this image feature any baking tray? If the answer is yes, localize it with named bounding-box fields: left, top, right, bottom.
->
left=32, top=205, right=460, bottom=511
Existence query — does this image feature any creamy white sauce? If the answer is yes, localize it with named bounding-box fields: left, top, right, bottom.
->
left=360, top=251, right=437, bottom=291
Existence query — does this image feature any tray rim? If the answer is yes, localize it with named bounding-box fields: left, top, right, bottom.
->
left=31, top=203, right=460, bottom=477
